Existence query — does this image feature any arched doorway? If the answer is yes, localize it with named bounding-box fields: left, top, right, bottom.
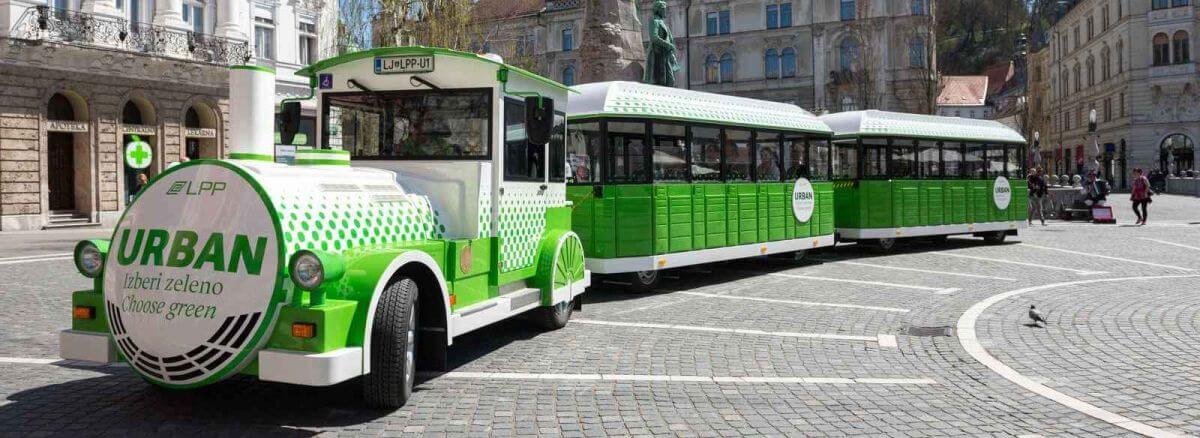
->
left=1159, top=134, right=1195, bottom=176
left=121, top=98, right=157, bottom=204
left=184, top=103, right=219, bottom=159
left=45, top=92, right=92, bottom=217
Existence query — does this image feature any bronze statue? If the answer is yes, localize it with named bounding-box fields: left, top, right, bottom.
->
left=643, top=0, right=679, bottom=87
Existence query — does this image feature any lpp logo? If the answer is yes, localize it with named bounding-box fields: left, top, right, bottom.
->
left=167, top=180, right=227, bottom=196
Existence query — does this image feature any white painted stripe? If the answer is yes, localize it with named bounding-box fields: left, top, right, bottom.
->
left=763, top=272, right=959, bottom=294
left=876, top=334, right=898, bottom=348
left=957, top=275, right=1199, bottom=438
left=677, top=291, right=910, bottom=313
left=0, top=357, right=58, bottom=365
left=0, top=256, right=73, bottom=266
left=1021, top=243, right=1196, bottom=272
left=419, top=371, right=937, bottom=385
left=572, top=318, right=884, bottom=343
left=1138, top=238, right=1200, bottom=253
left=0, top=252, right=72, bottom=262
left=822, top=260, right=1018, bottom=281
left=931, top=252, right=1106, bottom=275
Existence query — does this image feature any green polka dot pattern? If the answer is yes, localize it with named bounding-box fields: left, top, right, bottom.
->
left=497, top=186, right=547, bottom=272
left=478, top=177, right=492, bottom=239
left=268, top=186, right=446, bottom=257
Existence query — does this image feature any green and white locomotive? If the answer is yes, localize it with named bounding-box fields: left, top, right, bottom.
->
left=59, top=47, right=588, bottom=407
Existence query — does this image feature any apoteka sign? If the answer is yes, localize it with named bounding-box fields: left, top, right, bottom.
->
left=792, top=178, right=816, bottom=223
left=103, top=162, right=283, bottom=387
left=125, top=139, right=153, bottom=170
left=993, top=176, right=1012, bottom=210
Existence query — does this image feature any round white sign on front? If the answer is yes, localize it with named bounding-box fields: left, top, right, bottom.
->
left=792, top=178, right=816, bottom=223
left=103, top=162, right=282, bottom=387
left=125, top=140, right=153, bottom=170
left=993, top=176, right=1012, bottom=210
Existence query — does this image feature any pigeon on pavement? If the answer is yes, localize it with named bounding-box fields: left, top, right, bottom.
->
left=1028, top=305, right=1047, bottom=326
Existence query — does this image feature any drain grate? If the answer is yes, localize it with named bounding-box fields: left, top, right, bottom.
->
left=903, top=326, right=954, bottom=337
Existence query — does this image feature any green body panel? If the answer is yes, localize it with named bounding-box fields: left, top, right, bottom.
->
left=568, top=182, right=835, bottom=260
left=71, top=290, right=108, bottom=333
left=833, top=179, right=1029, bottom=232
left=266, top=299, right=357, bottom=353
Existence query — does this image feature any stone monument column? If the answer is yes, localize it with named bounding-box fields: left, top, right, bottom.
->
left=580, top=0, right=645, bottom=83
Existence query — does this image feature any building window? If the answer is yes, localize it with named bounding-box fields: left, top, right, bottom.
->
left=839, top=37, right=859, bottom=71
left=1153, top=33, right=1170, bottom=66
left=840, top=0, right=856, bottom=21
left=1073, top=26, right=1079, bottom=50
left=561, top=27, right=573, bottom=52
left=781, top=47, right=796, bottom=77
left=1120, top=92, right=1125, bottom=117
left=719, top=53, right=734, bottom=82
left=911, top=0, right=926, bottom=15
left=840, top=95, right=856, bottom=112
left=1153, top=0, right=1169, bottom=9
left=909, top=36, right=926, bottom=68
left=1073, top=64, right=1080, bottom=92
left=1104, top=98, right=1112, bottom=122
left=780, top=3, right=792, bottom=27
left=561, top=66, right=575, bottom=86
left=1087, top=16, right=1094, bottom=41
left=706, top=12, right=718, bottom=35
left=254, top=17, right=275, bottom=60
left=1116, top=40, right=1124, bottom=73
left=705, top=54, right=719, bottom=83
left=1102, top=5, right=1109, bottom=31
left=182, top=0, right=204, bottom=34
left=1173, top=31, right=1190, bottom=64
left=1086, top=56, right=1095, bottom=86
left=719, top=10, right=730, bottom=34
left=1173, top=0, right=1190, bottom=6
left=765, top=49, right=780, bottom=78
left=298, top=21, right=316, bottom=66
left=766, top=4, right=779, bottom=29
left=1101, top=47, right=1111, bottom=80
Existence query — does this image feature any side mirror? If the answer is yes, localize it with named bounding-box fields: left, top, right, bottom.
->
left=525, top=96, right=554, bottom=146
left=279, top=101, right=302, bottom=145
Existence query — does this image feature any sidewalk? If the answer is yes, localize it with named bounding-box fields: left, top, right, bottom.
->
left=0, top=227, right=113, bottom=259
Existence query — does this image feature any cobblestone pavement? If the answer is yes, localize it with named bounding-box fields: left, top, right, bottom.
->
left=0, top=195, right=1197, bottom=437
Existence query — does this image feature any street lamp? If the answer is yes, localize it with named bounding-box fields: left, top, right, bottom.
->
left=1033, top=131, right=1041, bottom=169
left=1088, top=108, right=1101, bottom=180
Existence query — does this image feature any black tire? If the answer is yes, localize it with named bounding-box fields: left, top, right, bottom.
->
left=875, top=238, right=899, bottom=252
left=792, top=250, right=809, bottom=262
left=533, top=298, right=574, bottom=330
left=626, top=270, right=661, bottom=293
left=363, top=278, right=419, bottom=409
left=983, top=231, right=1007, bottom=244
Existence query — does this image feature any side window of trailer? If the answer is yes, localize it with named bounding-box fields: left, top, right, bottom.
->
left=566, top=121, right=601, bottom=183
left=784, top=136, right=809, bottom=180
left=724, top=129, right=752, bottom=181
left=918, top=140, right=941, bottom=178
left=943, top=142, right=965, bottom=178
left=549, top=112, right=567, bottom=182
left=985, top=144, right=1006, bottom=179
left=503, top=99, right=545, bottom=181
left=606, top=121, right=649, bottom=183
left=832, top=141, right=857, bottom=179
left=889, top=140, right=918, bottom=179
left=863, top=140, right=887, bottom=178
left=756, top=131, right=782, bottom=182
left=965, top=143, right=987, bottom=179
left=1006, top=144, right=1026, bottom=178
left=810, top=138, right=832, bottom=181
left=652, top=123, right=688, bottom=182
left=690, top=126, right=722, bottom=182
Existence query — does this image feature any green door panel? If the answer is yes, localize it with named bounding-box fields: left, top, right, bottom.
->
left=611, top=185, right=654, bottom=257
left=704, top=184, right=727, bottom=248
left=736, top=184, right=759, bottom=244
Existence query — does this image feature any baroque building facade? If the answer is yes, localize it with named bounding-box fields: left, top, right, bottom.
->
left=1034, top=0, right=1198, bottom=188
left=0, top=0, right=335, bottom=230
left=478, top=0, right=936, bottom=114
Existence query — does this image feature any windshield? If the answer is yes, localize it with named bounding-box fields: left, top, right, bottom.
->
left=321, top=89, right=491, bottom=159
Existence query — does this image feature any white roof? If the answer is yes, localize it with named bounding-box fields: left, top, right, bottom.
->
left=566, top=81, right=831, bottom=135
left=820, top=110, right=1026, bottom=144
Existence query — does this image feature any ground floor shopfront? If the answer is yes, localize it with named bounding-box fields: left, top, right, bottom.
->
left=0, top=42, right=230, bottom=231
left=1039, top=123, right=1198, bottom=191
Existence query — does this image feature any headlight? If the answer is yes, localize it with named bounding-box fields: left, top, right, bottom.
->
left=290, top=252, right=324, bottom=291
left=74, top=239, right=109, bottom=278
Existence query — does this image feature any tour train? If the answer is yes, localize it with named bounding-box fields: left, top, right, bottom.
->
left=57, top=46, right=1026, bottom=407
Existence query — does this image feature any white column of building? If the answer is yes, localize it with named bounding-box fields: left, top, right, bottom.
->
left=215, top=0, right=247, bottom=41
left=812, top=32, right=827, bottom=112
left=153, top=0, right=188, bottom=30
left=81, top=0, right=120, bottom=18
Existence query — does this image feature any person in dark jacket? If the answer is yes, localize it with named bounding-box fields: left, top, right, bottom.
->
left=1130, top=168, right=1153, bottom=225
left=1027, top=167, right=1048, bottom=225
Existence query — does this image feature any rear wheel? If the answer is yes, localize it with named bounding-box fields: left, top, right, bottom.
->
left=983, top=231, right=1007, bottom=244
left=363, top=278, right=419, bottom=409
left=626, top=270, right=661, bottom=293
left=875, top=238, right=898, bottom=252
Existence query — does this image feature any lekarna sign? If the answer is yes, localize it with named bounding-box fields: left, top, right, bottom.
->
left=375, top=55, right=434, bottom=74
left=125, top=138, right=153, bottom=170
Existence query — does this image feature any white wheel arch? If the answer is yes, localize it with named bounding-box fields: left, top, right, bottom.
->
left=361, top=250, right=452, bottom=374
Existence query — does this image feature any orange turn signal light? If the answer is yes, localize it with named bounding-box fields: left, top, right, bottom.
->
left=73, top=306, right=95, bottom=320
left=448, top=294, right=457, bottom=306
left=291, top=322, right=317, bottom=339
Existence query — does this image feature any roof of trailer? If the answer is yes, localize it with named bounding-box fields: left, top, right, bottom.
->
left=820, top=110, right=1026, bottom=144
left=295, top=46, right=572, bottom=93
left=566, top=82, right=832, bottom=135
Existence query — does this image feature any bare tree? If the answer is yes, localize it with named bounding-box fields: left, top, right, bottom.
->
left=904, top=9, right=940, bottom=114
left=843, top=1, right=881, bottom=110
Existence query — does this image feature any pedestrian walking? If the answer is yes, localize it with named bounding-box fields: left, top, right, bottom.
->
left=1130, top=168, right=1153, bottom=225
left=1027, top=167, right=1047, bottom=226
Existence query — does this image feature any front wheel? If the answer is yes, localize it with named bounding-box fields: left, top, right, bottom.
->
left=363, top=278, right=419, bottom=409
left=983, top=231, right=1007, bottom=244
left=626, top=270, right=661, bottom=293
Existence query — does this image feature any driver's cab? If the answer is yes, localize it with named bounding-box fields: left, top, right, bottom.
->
left=289, top=47, right=572, bottom=275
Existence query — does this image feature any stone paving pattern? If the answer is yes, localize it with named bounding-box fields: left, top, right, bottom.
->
left=0, top=195, right=1198, bottom=436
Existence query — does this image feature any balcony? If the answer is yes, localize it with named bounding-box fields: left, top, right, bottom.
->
left=13, top=6, right=250, bottom=66
left=1149, top=62, right=1196, bottom=78
left=1149, top=5, right=1193, bottom=25
left=546, top=0, right=580, bottom=12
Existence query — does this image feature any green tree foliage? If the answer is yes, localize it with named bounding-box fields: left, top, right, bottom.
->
left=937, top=0, right=1033, bottom=74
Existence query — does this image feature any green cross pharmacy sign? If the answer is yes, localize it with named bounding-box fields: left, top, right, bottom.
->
left=125, top=136, right=153, bottom=170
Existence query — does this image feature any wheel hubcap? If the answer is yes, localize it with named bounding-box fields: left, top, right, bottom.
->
left=636, top=270, right=658, bottom=284
left=405, top=308, right=415, bottom=386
